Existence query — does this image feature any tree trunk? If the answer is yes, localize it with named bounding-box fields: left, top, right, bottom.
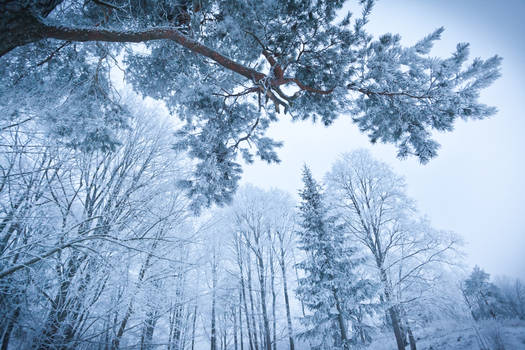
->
left=1, top=307, right=19, bottom=350
left=378, top=266, right=405, bottom=350
left=168, top=302, right=183, bottom=350
left=111, top=300, right=133, bottom=350
left=269, top=246, right=277, bottom=350
left=191, top=305, right=197, bottom=350
left=233, top=305, right=238, bottom=350
left=333, top=290, right=349, bottom=350
left=279, top=249, right=295, bottom=350
left=407, top=326, right=417, bottom=350
left=239, top=297, right=244, bottom=350
left=247, top=257, right=260, bottom=350
left=210, top=250, right=217, bottom=350
left=255, top=252, right=272, bottom=350
left=0, top=0, right=58, bottom=56
left=112, top=249, right=155, bottom=350
left=167, top=305, right=175, bottom=350
left=238, top=262, right=254, bottom=350
left=388, top=307, right=406, bottom=350
left=140, top=310, right=159, bottom=350
left=38, top=252, right=86, bottom=350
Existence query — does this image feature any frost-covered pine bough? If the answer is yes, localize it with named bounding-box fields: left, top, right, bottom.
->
left=0, top=0, right=501, bottom=209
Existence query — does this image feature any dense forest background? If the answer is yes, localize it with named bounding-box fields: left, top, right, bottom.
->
left=0, top=111, right=523, bottom=349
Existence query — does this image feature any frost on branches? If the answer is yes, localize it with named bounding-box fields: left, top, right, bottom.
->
left=296, top=166, right=376, bottom=349
left=0, top=0, right=501, bottom=209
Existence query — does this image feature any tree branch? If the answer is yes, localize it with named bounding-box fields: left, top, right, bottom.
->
left=34, top=24, right=267, bottom=82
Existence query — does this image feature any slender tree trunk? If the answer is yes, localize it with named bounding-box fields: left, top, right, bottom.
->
left=398, top=306, right=416, bottom=350
left=239, top=264, right=254, bottom=350
left=181, top=306, right=190, bottom=350
left=255, top=252, right=272, bottom=350
left=168, top=302, right=183, bottom=350
left=233, top=305, right=238, bottom=350
left=407, top=326, right=417, bottom=350
left=279, top=248, right=295, bottom=350
left=240, top=277, right=254, bottom=350
left=168, top=304, right=175, bottom=350
left=258, top=308, right=264, bottom=350
left=140, top=310, right=159, bottom=350
left=112, top=248, right=155, bottom=350
left=239, top=295, right=244, bottom=350
left=38, top=252, right=85, bottom=350
left=1, top=307, right=19, bottom=350
left=191, top=305, right=197, bottom=350
left=388, top=307, right=406, bottom=350
left=332, top=290, right=349, bottom=350
left=210, top=250, right=217, bottom=350
left=379, top=267, right=405, bottom=350
left=247, top=256, right=259, bottom=350
left=222, top=326, right=227, bottom=350
left=111, top=300, right=133, bottom=350
left=269, top=247, right=277, bottom=350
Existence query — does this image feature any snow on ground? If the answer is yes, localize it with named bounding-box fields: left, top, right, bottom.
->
left=368, top=319, right=525, bottom=350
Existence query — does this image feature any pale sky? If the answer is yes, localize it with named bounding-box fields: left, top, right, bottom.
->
left=241, top=0, right=525, bottom=280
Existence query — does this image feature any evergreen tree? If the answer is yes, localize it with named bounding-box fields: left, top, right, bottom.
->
left=462, top=266, right=510, bottom=321
left=1, top=0, right=502, bottom=209
left=296, top=165, right=375, bottom=349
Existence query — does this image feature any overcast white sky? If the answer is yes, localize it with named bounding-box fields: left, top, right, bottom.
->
left=241, top=0, right=525, bottom=280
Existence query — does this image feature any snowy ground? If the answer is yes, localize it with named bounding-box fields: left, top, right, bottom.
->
left=368, top=319, right=525, bottom=350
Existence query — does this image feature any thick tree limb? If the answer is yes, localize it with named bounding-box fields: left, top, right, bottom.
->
left=39, top=24, right=267, bottom=82
left=2, top=20, right=337, bottom=101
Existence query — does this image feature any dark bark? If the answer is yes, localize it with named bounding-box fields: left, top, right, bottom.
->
left=246, top=258, right=259, bottom=350
left=269, top=245, right=276, bottom=350
left=111, top=300, right=133, bottom=350
left=332, top=290, right=349, bottom=350
left=238, top=297, right=244, bottom=350
left=0, top=10, right=334, bottom=103
left=388, top=307, right=406, bottom=350
left=1, top=18, right=265, bottom=82
left=407, top=326, right=417, bottom=350
left=383, top=289, right=405, bottom=349
left=280, top=264, right=295, bottom=350
left=255, top=252, right=271, bottom=350
left=168, top=302, right=183, bottom=350
left=233, top=305, right=238, bottom=350
left=378, top=263, right=406, bottom=350
left=237, top=246, right=254, bottom=350
left=0, top=0, right=63, bottom=56
left=210, top=249, right=217, bottom=350
left=191, top=305, right=197, bottom=350
left=140, top=310, right=159, bottom=350
left=37, top=251, right=88, bottom=350
left=278, top=237, right=295, bottom=350
left=1, top=307, right=19, bottom=350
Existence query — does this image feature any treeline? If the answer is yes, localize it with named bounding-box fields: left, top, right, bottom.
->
left=193, top=152, right=525, bottom=350
left=202, top=153, right=461, bottom=350
left=0, top=111, right=523, bottom=350
left=0, top=107, right=200, bottom=350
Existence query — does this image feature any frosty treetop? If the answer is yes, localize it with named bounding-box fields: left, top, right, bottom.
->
left=0, top=0, right=502, bottom=208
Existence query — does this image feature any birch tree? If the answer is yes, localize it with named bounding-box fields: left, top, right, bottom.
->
left=326, top=150, right=460, bottom=350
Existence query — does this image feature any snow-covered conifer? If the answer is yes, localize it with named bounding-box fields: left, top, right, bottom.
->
left=296, top=165, right=375, bottom=349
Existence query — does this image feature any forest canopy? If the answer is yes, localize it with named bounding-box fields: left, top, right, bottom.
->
left=0, top=0, right=501, bottom=209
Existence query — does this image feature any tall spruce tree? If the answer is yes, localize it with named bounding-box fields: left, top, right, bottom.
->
left=296, top=165, right=375, bottom=349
